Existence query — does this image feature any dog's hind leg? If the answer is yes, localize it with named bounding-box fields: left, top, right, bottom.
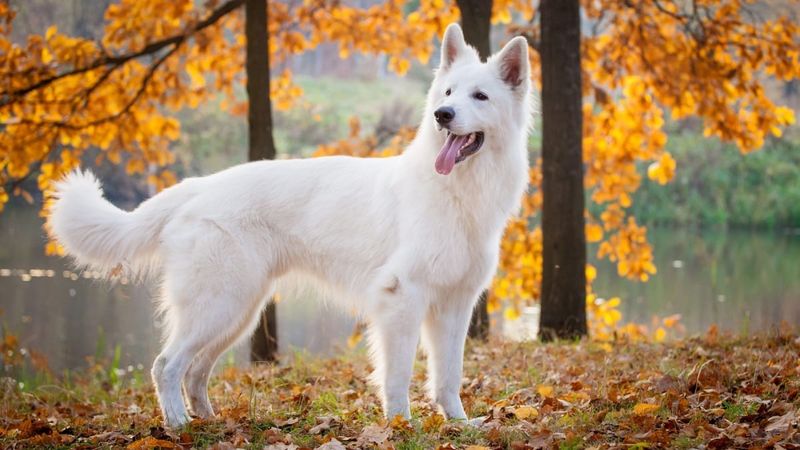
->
left=183, top=293, right=271, bottom=418
left=152, top=321, right=209, bottom=427
left=366, top=279, right=428, bottom=419
left=420, top=298, right=474, bottom=420
left=152, top=275, right=269, bottom=427
left=180, top=323, right=245, bottom=419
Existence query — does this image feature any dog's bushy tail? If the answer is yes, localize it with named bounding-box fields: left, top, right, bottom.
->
left=48, top=170, right=194, bottom=278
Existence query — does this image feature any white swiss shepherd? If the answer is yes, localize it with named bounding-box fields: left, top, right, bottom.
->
left=49, top=23, right=532, bottom=427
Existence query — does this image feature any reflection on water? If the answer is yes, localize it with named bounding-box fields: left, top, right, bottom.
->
left=591, top=227, right=800, bottom=335
left=2, top=207, right=799, bottom=371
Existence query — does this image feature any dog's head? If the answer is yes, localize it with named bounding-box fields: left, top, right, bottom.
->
left=428, top=23, right=531, bottom=175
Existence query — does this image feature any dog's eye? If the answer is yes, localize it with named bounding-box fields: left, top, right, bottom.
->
left=445, top=88, right=451, bottom=96
left=473, top=92, right=489, bottom=101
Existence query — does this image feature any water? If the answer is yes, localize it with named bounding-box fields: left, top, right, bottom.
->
left=591, top=227, right=800, bottom=335
left=1, top=207, right=799, bottom=371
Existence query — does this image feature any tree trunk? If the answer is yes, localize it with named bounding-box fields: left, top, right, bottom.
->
left=246, top=0, right=278, bottom=362
left=456, top=0, right=492, bottom=340
left=455, top=0, right=492, bottom=60
left=538, top=0, right=588, bottom=341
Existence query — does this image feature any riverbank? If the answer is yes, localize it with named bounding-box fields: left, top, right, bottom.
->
left=630, top=133, right=800, bottom=229
left=1, top=332, right=798, bottom=449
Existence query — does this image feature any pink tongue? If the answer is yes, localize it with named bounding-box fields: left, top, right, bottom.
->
left=435, top=134, right=469, bottom=175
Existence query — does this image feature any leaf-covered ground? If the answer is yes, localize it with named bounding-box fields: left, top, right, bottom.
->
left=1, top=331, right=799, bottom=449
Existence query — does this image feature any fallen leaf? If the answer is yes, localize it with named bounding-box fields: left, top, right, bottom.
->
left=389, top=415, right=413, bottom=433
left=316, top=438, right=346, bottom=450
left=127, top=436, right=178, bottom=449
left=654, top=374, right=684, bottom=393
left=422, top=414, right=445, bottom=432
left=536, top=384, right=555, bottom=398
left=707, top=434, right=733, bottom=449
left=273, top=416, right=300, bottom=427
left=513, top=405, right=539, bottom=420
left=17, top=419, right=51, bottom=438
left=90, top=431, right=133, bottom=445
left=357, top=425, right=391, bottom=446
left=309, top=416, right=336, bottom=435
left=178, top=432, right=192, bottom=445
left=765, top=410, right=796, bottom=434
left=209, top=443, right=237, bottom=450
left=633, top=403, right=661, bottom=415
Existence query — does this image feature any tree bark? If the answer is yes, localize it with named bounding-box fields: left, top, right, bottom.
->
left=538, top=0, right=588, bottom=341
left=456, top=0, right=492, bottom=340
left=455, top=0, right=492, bottom=60
left=245, top=0, right=279, bottom=362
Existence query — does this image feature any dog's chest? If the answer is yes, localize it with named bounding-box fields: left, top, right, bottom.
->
left=405, top=203, right=500, bottom=288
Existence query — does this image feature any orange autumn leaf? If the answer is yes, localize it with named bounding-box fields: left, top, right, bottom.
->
left=536, top=384, right=554, bottom=398
left=513, top=405, right=539, bottom=420
left=586, top=222, right=604, bottom=243
left=647, top=153, right=677, bottom=185
left=633, top=403, right=661, bottom=416
left=127, top=436, right=179, bottom=449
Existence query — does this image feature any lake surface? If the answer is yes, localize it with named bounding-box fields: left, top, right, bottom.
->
left=591, top=227, right=800, bottom=336
left=1, top=207, right=798, bottom=371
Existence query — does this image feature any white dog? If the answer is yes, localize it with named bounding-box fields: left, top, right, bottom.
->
left=49, top=23, right=531, bottom=427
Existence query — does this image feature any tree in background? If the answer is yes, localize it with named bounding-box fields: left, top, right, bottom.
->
left=501, top=0, right=799, bottom=340
left=243, top=0, right=277, bottom=362
left=538, top=0, right=587, bottom=340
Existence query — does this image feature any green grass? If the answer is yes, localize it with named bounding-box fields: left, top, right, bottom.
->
left=722, top=400, right=758, bottom=422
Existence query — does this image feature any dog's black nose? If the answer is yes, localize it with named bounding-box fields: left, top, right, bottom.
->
left=434, top=107, right=455, bottom=125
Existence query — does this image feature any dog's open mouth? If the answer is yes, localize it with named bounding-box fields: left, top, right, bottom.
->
left=435, top=131, right=485, bottom=175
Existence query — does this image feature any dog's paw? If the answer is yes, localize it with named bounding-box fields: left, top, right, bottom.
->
left=465, top=416, right=489, bottom=428
left=163, top=410, right=192, bottom=429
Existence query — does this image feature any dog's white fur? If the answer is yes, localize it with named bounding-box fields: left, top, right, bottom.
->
left=48, top=24, right=531, bottom=427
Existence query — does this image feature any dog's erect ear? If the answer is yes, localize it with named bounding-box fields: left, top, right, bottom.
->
left=439, top=23, right=467, bottom=71
left=494, top=36, right=530, bottom=89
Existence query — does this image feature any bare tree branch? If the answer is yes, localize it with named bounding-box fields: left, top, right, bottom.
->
left=11, top=42, right=182, bottom=130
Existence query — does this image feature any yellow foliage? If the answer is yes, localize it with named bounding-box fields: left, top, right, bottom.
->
left=586, top=223, right=603, bottom=243
left=503, top=307, right=521, bottom=321
left=647, top=153, right=676, bottom=185
left=654, top=327, right=667, bottom=343
left=0, top=0, right=451, bottom=214
left=662, top=314, right=681, bottom=329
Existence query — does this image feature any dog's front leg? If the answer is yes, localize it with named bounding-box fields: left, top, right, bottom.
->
left=367, top=283, right=427, bottom=419
left=420, top=298, right=474, bottom=420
